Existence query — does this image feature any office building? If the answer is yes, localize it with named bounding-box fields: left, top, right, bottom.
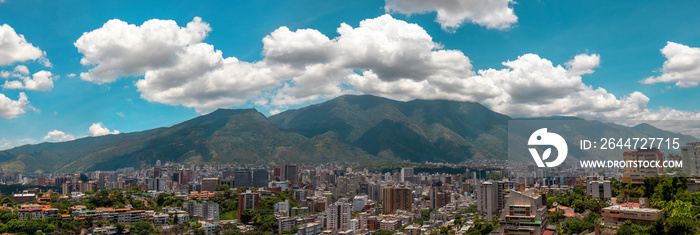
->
left=237, top=190, right=261, bottom=219
left=586, top=180, right=612, bottom=199
left=202, top=178, right=220, bottom=192
left=235, top=169, right=252, bottom=188
left=682, top=142, right=700, bottom=176
left=327, top=201, right=352, bottom=230
left=429, top=182, right=449, bottom=209
left=602, top=205, right=663, bottom=226
left=400, top=167, right=414, bottom=182
left=252, top=169, right=269, bottom=188
left=382, top=186, right=412, bottom=213
left=498, top=189, right=548, bottom=234
left=281, top=164, right=298, bottom=181
left=622, top=148, right=664, bottom=184
left=477, top=181, right=516, bottom=220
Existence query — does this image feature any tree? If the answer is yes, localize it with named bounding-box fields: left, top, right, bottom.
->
left=0, top=197, right=12, bottom=205
left=439, top=226, right=449, bottom=235
left=240, top=209, right=257, bottom=224
left=547, top=210, right=564, bottom=224
left=216, top=184, right=230, bottom=191
left=454, top=214, right=463, bottom=226
left=131, top=220, right=157, bottom=235
left=561, top=218, right=593, bottom=234
left=461, top=205, right=477, bottom=214
left=465, top=216, right=498, bottom=235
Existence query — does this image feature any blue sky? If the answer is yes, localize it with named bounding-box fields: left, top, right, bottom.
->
left=1, top=0, right=700, bottom=149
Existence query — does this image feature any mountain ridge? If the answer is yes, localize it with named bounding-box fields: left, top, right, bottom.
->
left=0, top=95, right=696, bottom=173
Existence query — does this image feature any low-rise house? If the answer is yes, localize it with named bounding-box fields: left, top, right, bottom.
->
left=602, top=204, right=663, bottom=226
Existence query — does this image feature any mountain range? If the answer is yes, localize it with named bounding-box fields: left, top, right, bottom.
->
left=0, top=95, right=696, bottom=173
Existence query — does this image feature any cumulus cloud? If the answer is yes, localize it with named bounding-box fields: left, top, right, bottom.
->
left=75, top=17, right=285, bottom=113
left=641, top=42, right=700, bottom=87
left=88, top=123, right=120, bottom=137
left=0, top=138, right=36, bottom=151
left=565, top=54, right=600, bottom=76
left=2, top=70, right=56, bottom=91
left=266, top=15, right=482, bottom=106
left=74, top=15, right=700, bottom=130
left=75, top=17, right=211, bottom=83
left=135, top=43, right=287, bottom=112
left=42, top=130, right=76, bottom=142
left=0, top=24, right=50, bottom=66
left=384, top=0, right=517, bottom=31
left=0, top=92, right=29, bottom=119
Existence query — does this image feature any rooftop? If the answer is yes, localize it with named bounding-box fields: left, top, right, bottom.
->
left=603, top=206, right=662, bottom=213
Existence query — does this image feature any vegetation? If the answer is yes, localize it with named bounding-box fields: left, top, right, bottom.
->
left=465, top=216, right=499, bottom=235
left=131, top=219, right=157, bottom=235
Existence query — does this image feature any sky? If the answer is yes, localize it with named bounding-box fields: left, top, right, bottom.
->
left=1, top=0, right=700, bottom=149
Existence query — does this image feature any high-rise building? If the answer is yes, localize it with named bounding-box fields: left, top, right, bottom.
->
left=172, top=172, right=181, bottom=184
left=326, top=201, right=352, bottom=230
left=498, top=189, right=547, bottom=234
left=586, top=180, right=612, bottom=199
left=182, top=170, right=192, bottom=185
left=400, top=168, right=414, bottom=182
left=252, top=169, right=269, bottom=188
left=146, top=177, right=166, bottom=191
left=235, top=169, right=252, bottom=188
left=153, top=166, right=162, bottom=178
left=622, top=148, right=664, bottom=184
left=382, top=186, right=412, bottom=213
left=336, top=176, right=356, bottom=197
left=368, top=183, right=382, bottom=202
left=477, top=181, right=516, bottom=220
left=682, top=142, right=700, bottom=176
left=237, top=190, right=261, bottom=219
left=97, top=172, right=108, bottom=189
left=284, top=164, right=298, bottom=181
left=183, top=201, right=220, bottom=222
left=429, top=182, right=449, bottom=209
left=353, top=195, right=368, bottom=212
left=223, top=170, right=235, bottom=179
left=202, top=178, right=220, bottom=192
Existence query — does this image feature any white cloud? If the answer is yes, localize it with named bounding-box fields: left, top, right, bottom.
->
left=67, top=73, right=76, bottom=78
left=2, top=70, right=56, bottom=91
left=0, top=92, right=29, bottom=119
left=135, top=43, right=287, bottom=112
left=13, top=65, right=29, bottom=76
left=88, top=123, right=120, bottom=137
left=0, top=24, right=50, bottom=66
left=641, top=42, right=700, bottom=87
left=384, top=0, right=517, bottom=31
left=116, top=112, right=125, bottom=118
left=267, top=15, right=482, bottom=107
left=42, top=130, right=75, bottom=142
left=75, top=17, right=211, bottom=83
left=74, top=15, right=700, bottom=129
left=0, top=138, right=36, bottom=151
left=565, top=54, right=600, bottom=76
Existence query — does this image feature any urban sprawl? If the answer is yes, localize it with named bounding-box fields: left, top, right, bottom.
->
left=1, top=142, right=700, bottom=234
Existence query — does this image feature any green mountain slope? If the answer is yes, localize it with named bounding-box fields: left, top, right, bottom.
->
left=269, top=95, right=511, bottom=162
left=0, top=95, right=695, bottom=173
left=0, top=109, right=378, bottom=173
